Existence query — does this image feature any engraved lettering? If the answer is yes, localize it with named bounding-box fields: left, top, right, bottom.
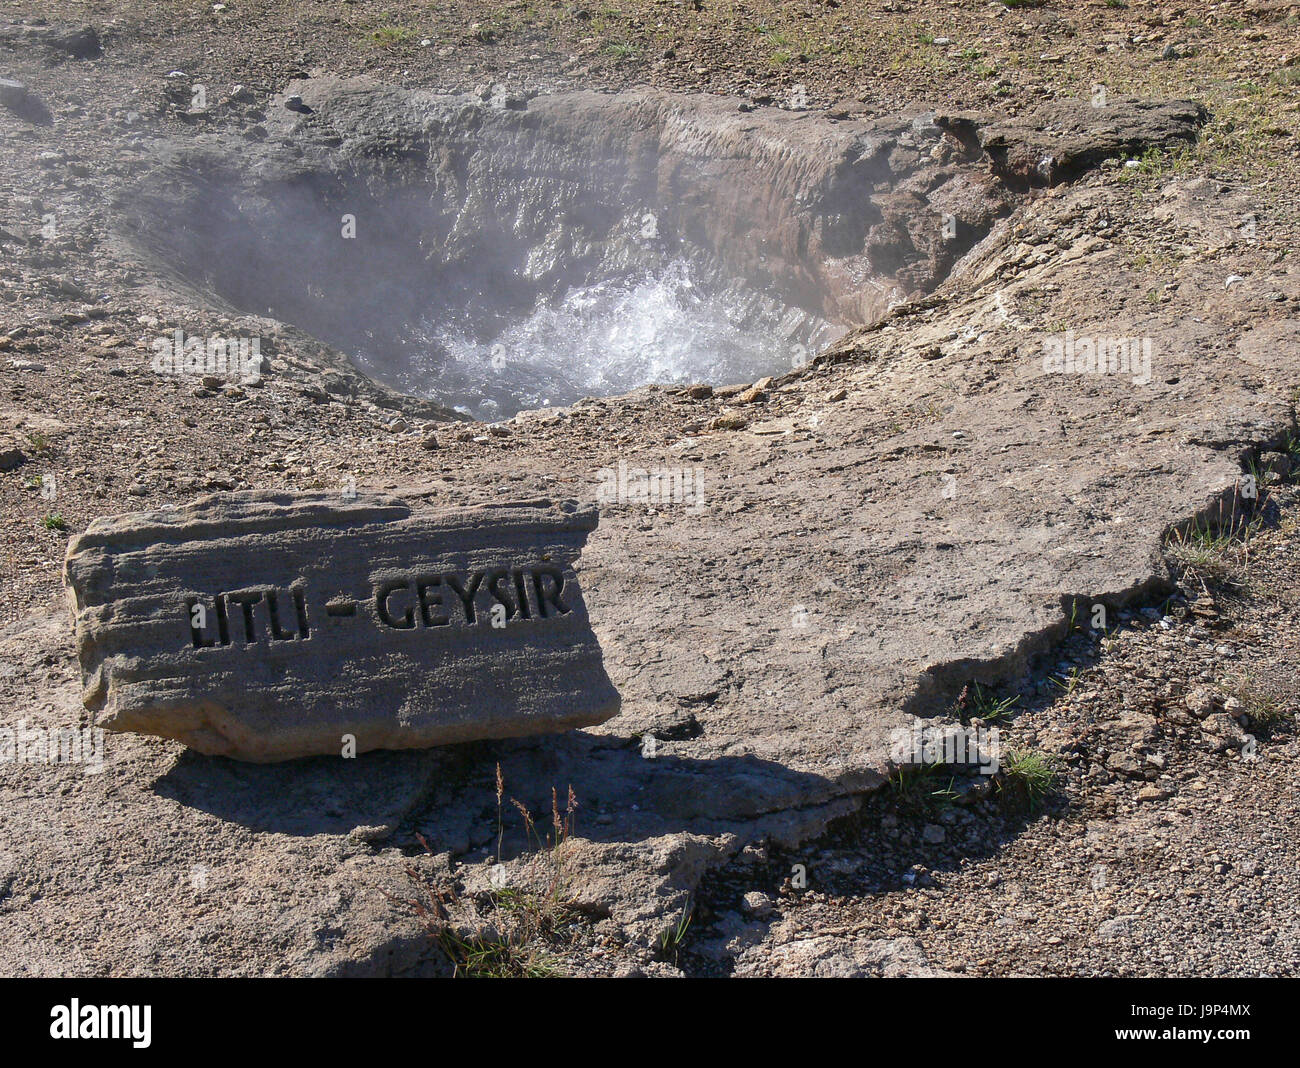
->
left=375, top=579, right=415, bottom=629
left=446, top=571, right=483, bottom=624
left=486, top=569, right=517, bottom=618
left=225, top=590, right=263, bottom=643
left=415, top=574, right=449, bottom=627
left=513, top=569, right=533, bottom=619
left=266, top=589, right=297, bottom=641
left=532, top=566, right=571, bottom=617
left=293, top=585, right=311, bottom=638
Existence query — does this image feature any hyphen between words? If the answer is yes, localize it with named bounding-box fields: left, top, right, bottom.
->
left=184, top=565, right=573, bottom=648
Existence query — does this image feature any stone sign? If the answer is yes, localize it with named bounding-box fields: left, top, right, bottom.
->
left=63, top=491, right=620, bottom=761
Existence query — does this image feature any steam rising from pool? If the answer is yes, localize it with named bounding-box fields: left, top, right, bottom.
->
left=351, top=260, right=846, bottom=421
left=124, top=88, right=952, bottom=421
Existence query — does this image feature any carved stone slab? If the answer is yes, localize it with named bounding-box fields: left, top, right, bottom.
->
left=63, top=492, right=620, bottom=761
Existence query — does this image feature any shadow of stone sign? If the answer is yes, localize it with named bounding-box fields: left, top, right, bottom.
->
left=149, top=731, right=854, bottom=842
left=62, top=492, right=621, bottom=761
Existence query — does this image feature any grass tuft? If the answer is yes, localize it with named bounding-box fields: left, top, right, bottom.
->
left=1228, top=673, right=1293, bottom=734
left=891, top=761, right=961, bottom=816
left=387, top=766, right=580, bottom=977
left=997, top=749, right=1058, bottom=811
left=365, top=25, right=413, bottom=48
left=1165, top=487, right=1271, bottom=587
left=654, top=901, right=693, bottom=964
left=957, top=681, right=1019, bottom=723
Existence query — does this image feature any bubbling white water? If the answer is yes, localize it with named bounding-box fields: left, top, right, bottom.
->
left=354, top=260, right=844, bottom=421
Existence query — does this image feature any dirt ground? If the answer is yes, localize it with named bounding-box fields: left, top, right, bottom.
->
left=2, top=1, right=1299, bottom=977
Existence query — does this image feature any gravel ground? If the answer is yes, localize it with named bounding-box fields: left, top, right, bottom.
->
left=2, top=1, right=1299, bottom=977
left=684, top=487, right=1300, bottom=977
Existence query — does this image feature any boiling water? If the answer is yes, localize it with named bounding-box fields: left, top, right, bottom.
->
left=351, top=260, right=844, bottom=421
